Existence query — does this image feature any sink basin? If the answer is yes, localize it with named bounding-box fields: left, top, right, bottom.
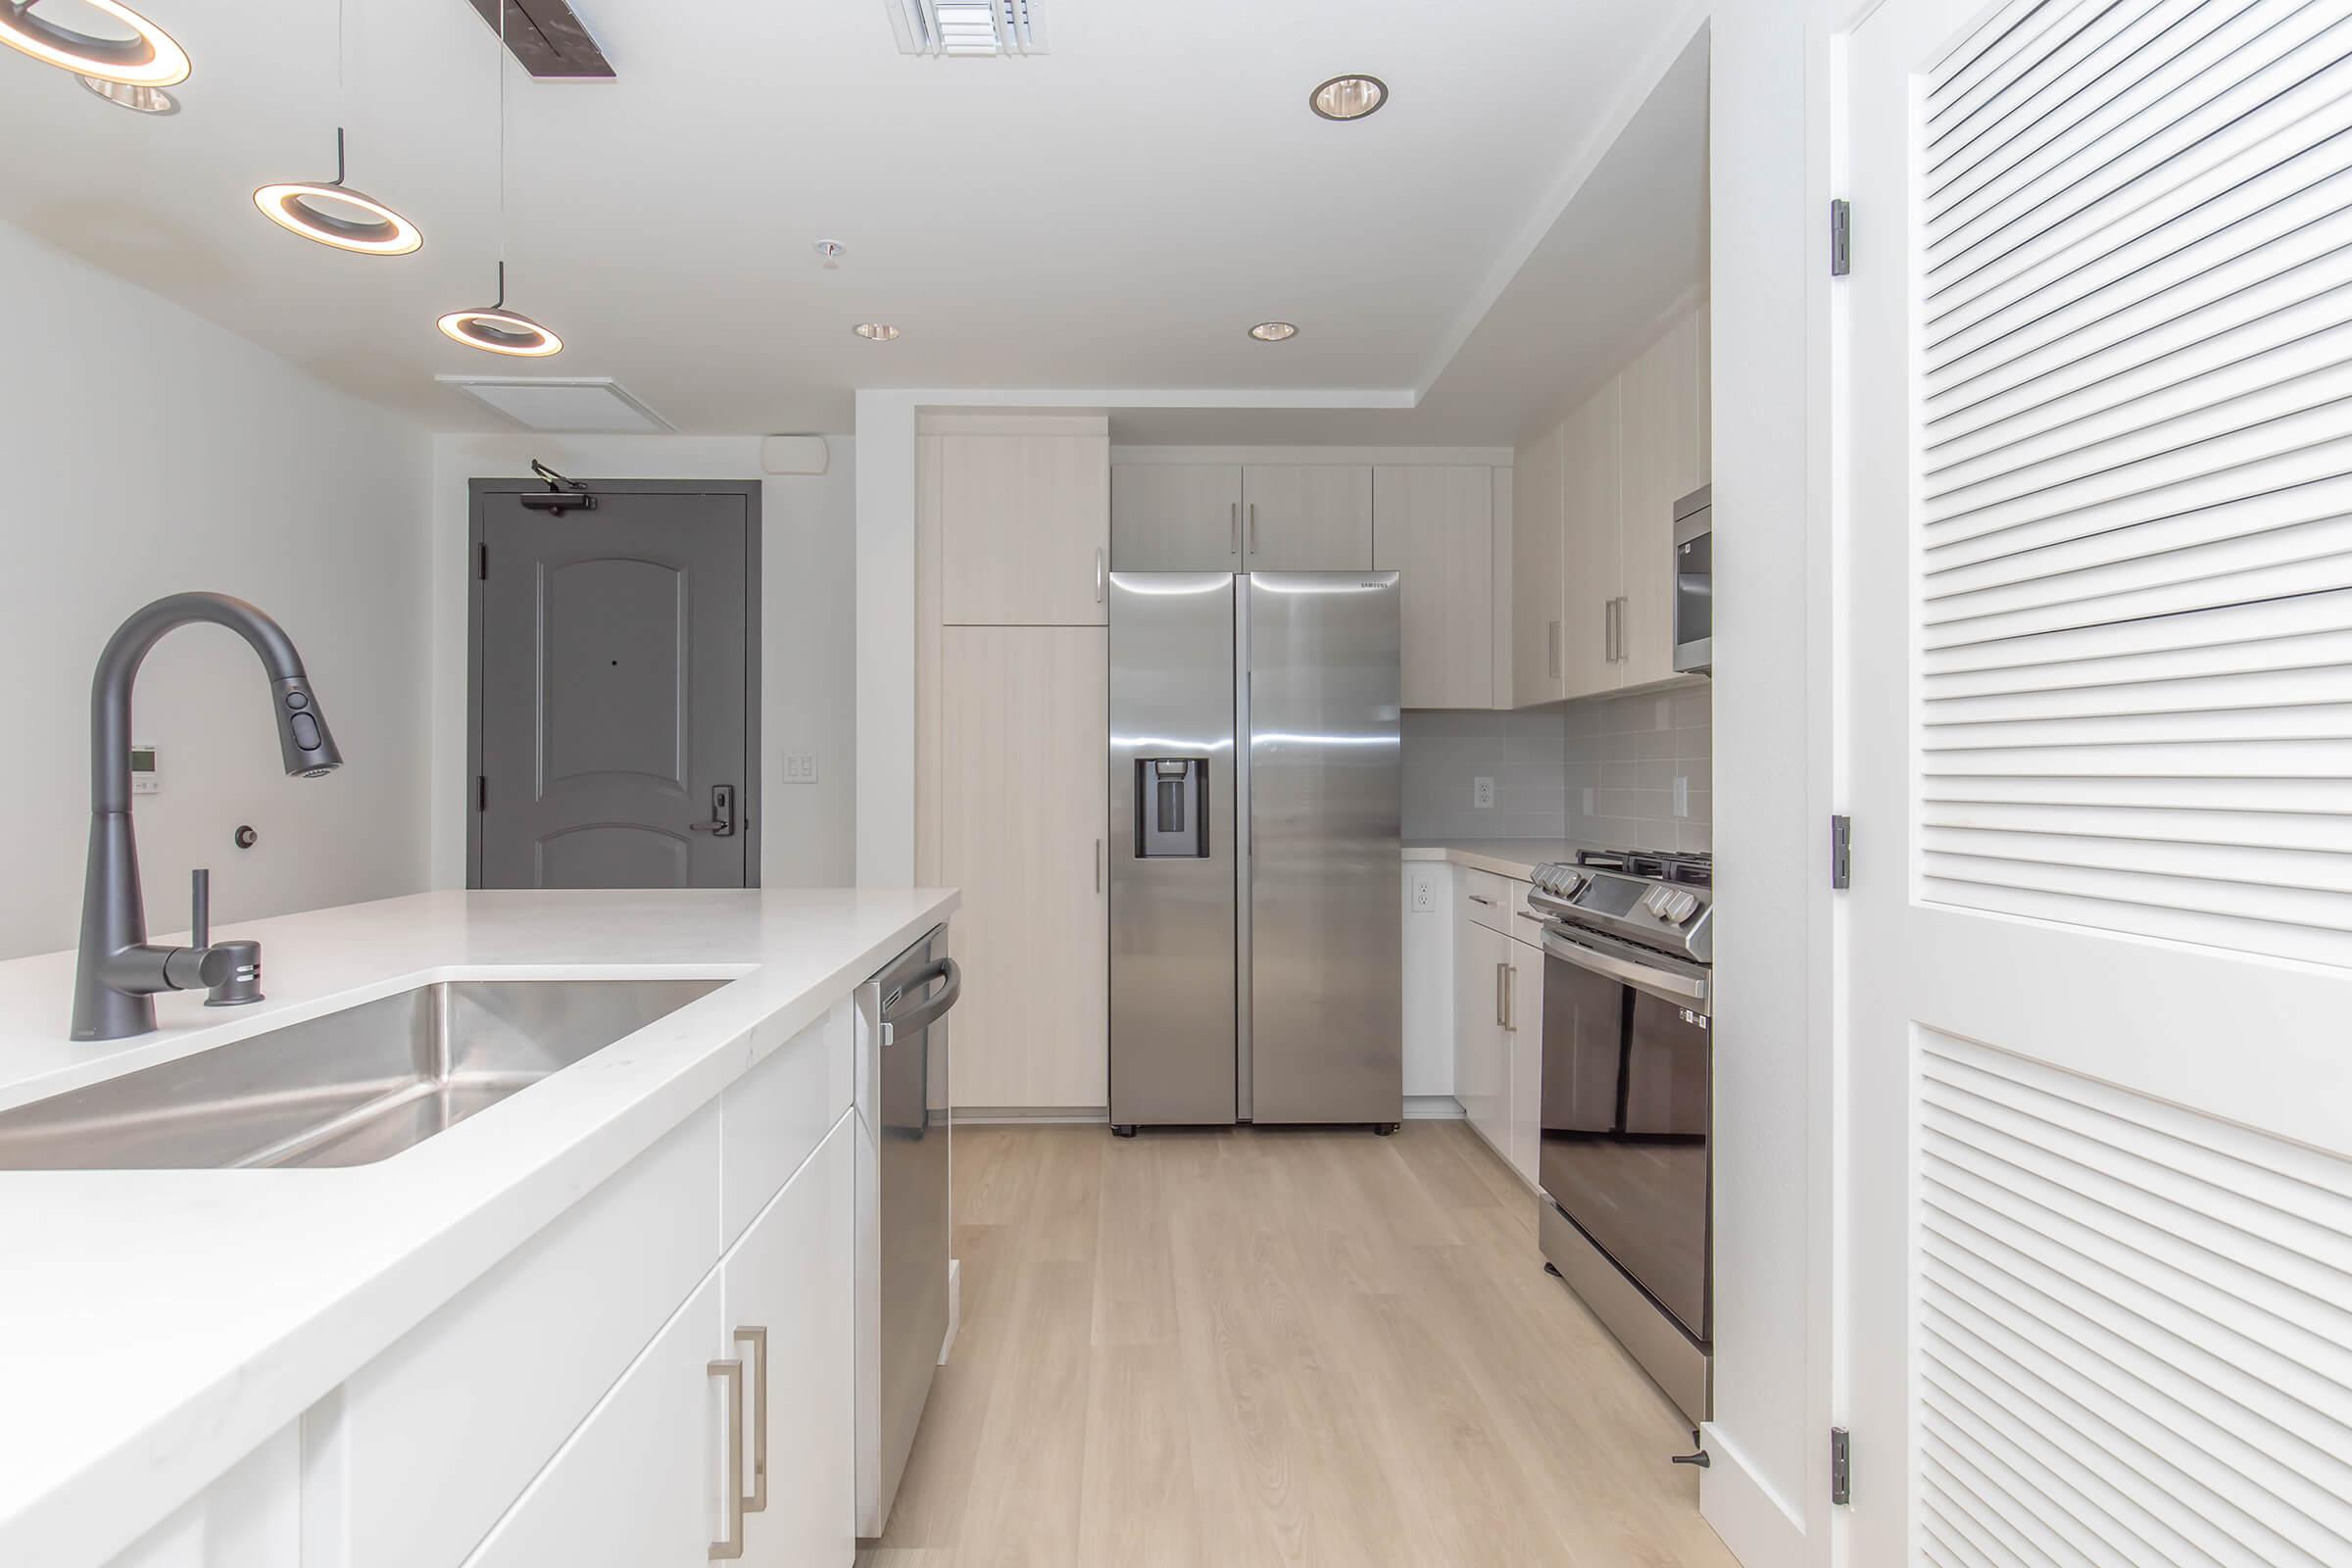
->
left=0, top=979, right=725, bottom=1171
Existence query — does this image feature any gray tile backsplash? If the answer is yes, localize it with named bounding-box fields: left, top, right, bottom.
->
left=1401, top=685, right=1711, bottom=850
left=1565, top=685, right=1713, bottom=854
left=1401, top=708, right=1571, bottom=841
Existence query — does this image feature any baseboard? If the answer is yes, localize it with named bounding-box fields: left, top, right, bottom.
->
left=939, top=1258, right=960, bottom=1366
left=950, top=1106, right=1109, bottom=1124
left=1404, top=1095, right=1465, bottom=1120
left=1699, top=1420, right=1814, bottom=1568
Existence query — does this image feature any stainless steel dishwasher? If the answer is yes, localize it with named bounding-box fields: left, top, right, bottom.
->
left=855, top=923, right=958, bottom=1539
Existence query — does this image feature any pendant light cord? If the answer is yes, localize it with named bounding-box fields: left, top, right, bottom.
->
left=331, top=0, right=346, bottom=184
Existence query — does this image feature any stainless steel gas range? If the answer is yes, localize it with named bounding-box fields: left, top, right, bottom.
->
left=1525, top=848, right=1713, bottom=1426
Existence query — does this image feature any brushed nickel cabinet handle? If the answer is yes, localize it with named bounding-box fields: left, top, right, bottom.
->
left=1096, top=838, right=1104, bottom=894
left=1231, top=501, right=1240, bottom=558
left=1495, top=961, right=1506, bottom=1027
left=1249, top=502, right=1258, bottom=557
left=1095, top=548, right=1106, bottom=604
left=709, top=1357, right=745, bottom=1559
left=735, top=1327, right=768, bottom=1513
left=1467, top=894, right=1494, bottom=906
left=1549, top=619, right=1561, bottom=679
left=1503, top=965, right=1517, bottom=1032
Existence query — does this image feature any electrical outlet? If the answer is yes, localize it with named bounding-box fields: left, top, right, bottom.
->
left=783, top=752, right=819, bottom=783
left=1409, top=870, right=1438, bottom=912
left=1473, top=776, right=1494, bottom=809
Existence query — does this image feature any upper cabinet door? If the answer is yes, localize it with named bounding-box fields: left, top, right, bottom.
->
left=1241, top=465, right=1373, bottom=570
left=1615, top=309, right=1707, bottom=687
left=1510, top=421, right=1567, bottom=706
left=936, top=425, right=1109, bottom=625
left=1372, top=466, right=1494, bottom=709
left=1110, top=464, right=1243, bottom=571
left=1560, top=379, right=1623, bottom=699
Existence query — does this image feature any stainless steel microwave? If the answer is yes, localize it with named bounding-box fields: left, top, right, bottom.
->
left=1672, top=486, right=1711, bottom=674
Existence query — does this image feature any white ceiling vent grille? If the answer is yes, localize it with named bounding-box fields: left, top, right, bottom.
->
left=886, top=0, right=1046, bottom=57
left=437, top=376, right=674, bottom=434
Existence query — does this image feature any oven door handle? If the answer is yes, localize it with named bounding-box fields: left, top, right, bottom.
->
left=1541, top=928, right=1709, bottom=1012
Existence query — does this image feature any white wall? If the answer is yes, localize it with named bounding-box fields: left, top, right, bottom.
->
left=427, top=434, right=858, bottom=891
left=0, top=220, right=432, bottom=962
left=1702, top=4, right=1838, bottom=1567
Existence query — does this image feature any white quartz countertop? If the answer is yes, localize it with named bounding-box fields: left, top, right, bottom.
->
left=1401, top=840, right=1587, bottom=881
left=0, top=887, right=957, bottom=1567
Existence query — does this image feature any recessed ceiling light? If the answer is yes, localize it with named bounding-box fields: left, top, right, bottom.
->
left=1249, top=321, right=1299, bottom=343
left=1, top=0, right=189, bottom=88
left=1308, top=74, right=1387, bottom=122
left=78, top=74, right=176, bottom=114
left=854, top=322, right=901, bottom=342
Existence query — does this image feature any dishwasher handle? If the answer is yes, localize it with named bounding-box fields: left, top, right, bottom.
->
left=881, top=956, right=962, bottom=1046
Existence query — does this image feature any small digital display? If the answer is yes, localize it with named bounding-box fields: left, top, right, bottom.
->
left=1584, top=878, right=1644, bottom=916
left=130, top=749, right=156, bottom=772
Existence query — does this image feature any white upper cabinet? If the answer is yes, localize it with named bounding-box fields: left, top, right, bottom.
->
left=1241, top=464, right=1373, bottom=570
left=1110, top=464, right=1242, bottom=570
left=933, top=416, right=1109, bottom=626
left=1615, top=309, right=1709, bottom=687
left=1372, top=466, right=1494, bottom=710
left=1511, top=421, right=1567, bottom=706
left=1514, top=299, right=1710, bottom=705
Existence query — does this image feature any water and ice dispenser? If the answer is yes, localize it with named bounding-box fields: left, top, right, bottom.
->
left=1133, top=758, right=1209, bottom=858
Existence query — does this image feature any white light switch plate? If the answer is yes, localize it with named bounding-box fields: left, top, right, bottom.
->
left=1473, top=777, right=1494, bottom=809
left=783, top=752, right=819, bottom=783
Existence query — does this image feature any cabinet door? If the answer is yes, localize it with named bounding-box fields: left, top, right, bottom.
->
left=1560, top=378, right=1623, bottom=698
left=939, top=433, right=1109, bottom=626
left=940, top=625, right=1109, bottom=1109
left=1504, top=936, right=1545, bottom=1185
left=1452, top=913, right=1507, bottom=1160
left=1372, top=466, right=1494, bottom=709
left=722, top=1112, right=857, bottom=1568
left=1111, top=464, right=1241, bottom=570
left=462, top=1271, right=725, bottom=1568
left=1616, top=310, right=1707, bottom=686
left=1241, top=465, right=1373, bottom=569
left=1509, top=421, right=1567, bottom=706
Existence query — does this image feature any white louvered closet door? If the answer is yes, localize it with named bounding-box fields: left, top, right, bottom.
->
left=1843, top=1, right=2352, bottom=1564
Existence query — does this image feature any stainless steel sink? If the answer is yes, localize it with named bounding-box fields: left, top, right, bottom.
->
left=0, top=979, right=725, bottom=1171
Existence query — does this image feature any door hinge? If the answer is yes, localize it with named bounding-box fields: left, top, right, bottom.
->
left=1830, top=813, right=1853, bottom=890
left=1831, top=1427, right=1852, bottom=1505
left=475, top=774, right=488, bottom=812
left=1830, top=199, right=1852, bottom=276
left=476, top=542, right=488, bottom=580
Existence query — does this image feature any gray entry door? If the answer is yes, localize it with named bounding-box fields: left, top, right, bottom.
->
left=470, top=480, right=760, bottom=889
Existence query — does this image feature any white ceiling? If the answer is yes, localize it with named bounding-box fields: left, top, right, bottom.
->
left=0, top=0, right=1708, bottom=440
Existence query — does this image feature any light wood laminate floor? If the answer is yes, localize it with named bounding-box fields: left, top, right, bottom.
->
left=859, top=1120, right=1738, bottom=1568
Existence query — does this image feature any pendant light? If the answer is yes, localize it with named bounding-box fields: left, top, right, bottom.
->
left=438, top=0, right=561, bottom=357
left=254, top=128, right=423, bottom=256
left=252, top=2, right=420, bottom=255
left=1, top=0, right=189, bottom=88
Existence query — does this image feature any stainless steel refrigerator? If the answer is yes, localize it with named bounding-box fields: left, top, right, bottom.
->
left=1108, top=571, right=1402, bottom=1132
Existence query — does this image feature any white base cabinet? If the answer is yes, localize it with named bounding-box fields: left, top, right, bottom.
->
left=1450, top=872, right=1544, bottom=1188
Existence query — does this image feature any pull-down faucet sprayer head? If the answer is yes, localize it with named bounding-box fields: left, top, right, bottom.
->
left=270, top=676, right=342, bottom=778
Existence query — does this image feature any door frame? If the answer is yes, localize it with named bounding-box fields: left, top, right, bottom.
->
left=466, top=477, right=763, bottom=890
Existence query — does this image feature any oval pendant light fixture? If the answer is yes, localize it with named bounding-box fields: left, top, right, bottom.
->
left=1, top=0, right=189, bottom=88
left=438, top=263, right=562, bottom=357
left=438, top=0, right=562, bottom=357
left=254, top=128, right=423, bottom=255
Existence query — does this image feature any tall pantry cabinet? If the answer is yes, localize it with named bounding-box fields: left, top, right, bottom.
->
left=917, top=415, right=1110, bottom=1113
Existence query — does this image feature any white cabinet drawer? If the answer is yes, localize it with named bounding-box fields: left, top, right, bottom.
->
left=1461, top=869, right=1529, bottom=937
left=461, top=1270, right=727, bottom=1568
left=303, top=1103, right=722, bottom=1568
left=722, top=998, right=854, bottom=1246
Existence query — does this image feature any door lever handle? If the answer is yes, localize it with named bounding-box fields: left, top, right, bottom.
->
left=690, top=784, right=738, bottom=836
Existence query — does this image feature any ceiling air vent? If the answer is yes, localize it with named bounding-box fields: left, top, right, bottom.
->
left=438, top=376, right=674, bottom=434
left=887, top=0, right=1046, bottom=57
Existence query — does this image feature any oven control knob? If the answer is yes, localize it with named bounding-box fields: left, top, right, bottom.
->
left=1668, top=891, right=1701, bottom=923
left=1642, top=885, right=1671, bottom=917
